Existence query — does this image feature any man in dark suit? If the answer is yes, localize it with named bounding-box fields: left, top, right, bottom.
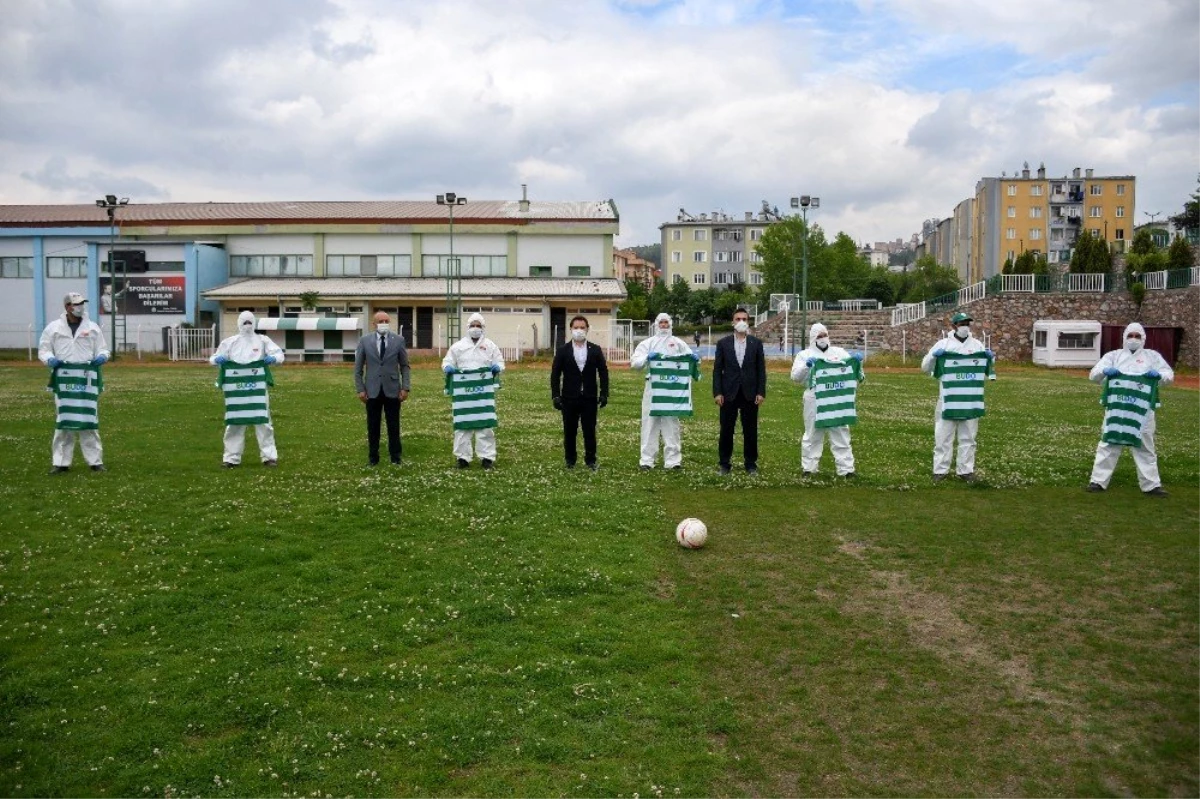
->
left=354, top=310, right=411, bottom=466
left=713, top=307, right=767, bottom=474
left=550, top=315, right=610, bottom=470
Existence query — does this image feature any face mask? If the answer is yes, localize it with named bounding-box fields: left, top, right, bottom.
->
left=241, top=322, right=254, bottom=332
left=571, top=328, right=587, bottom=342
left=734, top=321, right=749, bottom=334
left=656, top=327, right=671, bottom=338
left=815, top=338, right=829, bottom=351
left=955, top=325, right=971, bottom=339
left=469, top=327, right=483, bottom=340
left=69, top=304, right=86, bottom=317
left=375, top=323, right=390, bottom=334
left=1125, top=337, right=1142, bottom=352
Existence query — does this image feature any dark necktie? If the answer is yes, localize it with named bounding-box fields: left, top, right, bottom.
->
left=378, top=334, right=386, bottom=360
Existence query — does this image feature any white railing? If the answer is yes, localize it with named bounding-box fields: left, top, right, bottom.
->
left=1142, top=270, right=1167, bottom=290
left=1067, top=273, right=1106, bottom=293
left=805, top=300, right=823, bottom=312
left=1192, top=267, right=1200, bottom=286
left=838, top=299, right=881, bottom=311
left=167, top=325, right=217, bottom=361
left=0, top=323, right=36, bottom=359
left=958, top=281, right=987, bottom=305
left=891, top=301, right=927, bottom=326
left=1001, top=274, right=1035, bottom=293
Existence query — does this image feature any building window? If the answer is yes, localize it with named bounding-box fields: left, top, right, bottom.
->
left=730, top=251, right=743, bottom=262
left=1030, top=229, right=1042, bottom=240
left=671, top=229, right=682, bottom=241
left=1006, top=228, right=1016, bottom=240
left=714, top=251, right=728, bottom=263
left=422, top=254, right=507, bottom=277
left=672, top=274, right=683, bottom=284
left=1030, top=185, right=1043, bottom=196
left=671, top=251, right=682, bottom=263
left=1007, top=206, right=1016, bottom=218
left=692, top=273, right=705, bottom=285
left=713, top=272, right=728, bottom=285
left=1034, top=331, right=1047, bottom=348
left=567, top=265, right=591, bottom=277
left=1089, top=207, right=1102, bottom=218
left=529, top=265, right=552, bottom=277
left=1090, top=185, right=1102, bottom=195
left=1006, top=250, right=1015, bottom=262
left=1059, top=332, right=1097, bottom=349
left=693, top=229, right=707, bottom=241
left=1090, top=228, right=1101, bottom=237
left=1115, top=206, right=1125, bottom=218
left=1115, top=228, right=1125, bottom=240
left=1029, top=207, right=1042, bottom=218
left=693, top=251, right=707, bottom=263
left=326, top=254, right=412, bottom=277
left=1, top=256, right=34, bottom=278
left=748, top=272, right=763, bottom=285
left=1007, top=185, right=1016, bottom=196
left=749, top=251, right=762, bottom=263
left=46, top=256, right=87, bottom=278
left=230, top=255, right=314, bottom=277
left=749, top=229, right=763, bottom=241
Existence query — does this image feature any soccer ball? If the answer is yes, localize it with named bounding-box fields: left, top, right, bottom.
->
left=675, top=517, right=708, bottom=549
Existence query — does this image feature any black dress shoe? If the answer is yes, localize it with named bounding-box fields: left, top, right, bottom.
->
left=90, top=464, right=107, bottom=472
left=1085, top=482, right=1105, bottom=493
left=587, top=462, right=598, bottom=472
left=456, top=458, right=470, bottom=469
left=959, top=472, right=977, bottom=483
left=746, top=465, right=758, bottom=475
left=841, top=471, right=856, bottom=478
left=263, top=460, right=278, bottom=468
left=932, top=473, right=947, bottom=482
left=802, top=470, right=814, bottom=477
left=565, top=462, right=576, bottom=470
left=669, top=465, right=683, bottom=471
left=481, top=459, right=494, bottom=470
left=222, top=462, right=238, bottom=469
left=390, top=459, right=402, bottom=467
left=1144, top=486, right=1169, bottom=498
left=718, top=465, right=731, bottom=475
left=49, top=466, right=69, bottom=474
left=639, top=465, right=651, bottom=472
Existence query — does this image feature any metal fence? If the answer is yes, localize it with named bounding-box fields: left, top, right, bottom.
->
left=1141, top=267, right=1200, bottom=291
left=166, top=325, right=217, bottom=361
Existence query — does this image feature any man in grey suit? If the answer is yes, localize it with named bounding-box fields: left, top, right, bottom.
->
left=354, top=310, right=411, bottom=466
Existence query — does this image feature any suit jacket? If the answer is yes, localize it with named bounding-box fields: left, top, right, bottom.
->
left=713, top=334, right=767, bottom=401
left=354, top=331, right=411, bottom=398
left=551, top=340, right=610, bottom=402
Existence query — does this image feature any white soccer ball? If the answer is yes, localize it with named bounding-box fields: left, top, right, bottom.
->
left=675, top=517, right=708, bottom=549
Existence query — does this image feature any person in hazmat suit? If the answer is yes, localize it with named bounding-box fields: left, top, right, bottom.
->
left=789, top=322, right=863, bottom=477
left=39, top=291, right=110, bottom=474
left=441, top=312, right=505, bottom=469
left=920, top=311, right=995, bottom=482
left=209, top=310, right=284, bottom=468
left=630, top=312, right=698, bottom=471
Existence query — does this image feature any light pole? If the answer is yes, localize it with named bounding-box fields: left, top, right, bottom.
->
left=95, top=194, right=129, bottom=357
left=437, top=192, right=467, bottom=347
left=789, top=195, right=819, bottom=355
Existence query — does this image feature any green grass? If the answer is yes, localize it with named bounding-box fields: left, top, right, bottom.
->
left=0, top=361, right=1196, bottom=797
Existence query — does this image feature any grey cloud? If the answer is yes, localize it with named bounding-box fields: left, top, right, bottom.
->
left=21, top=155, right=169, bottom=199
left=906, top=92, right=984, bottom=156
left=311, top=29, right=376, bottom=64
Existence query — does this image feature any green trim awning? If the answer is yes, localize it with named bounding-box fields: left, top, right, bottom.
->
left=256, top=318, right=362, bottom=331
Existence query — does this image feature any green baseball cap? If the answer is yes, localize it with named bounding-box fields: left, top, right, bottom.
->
left=950, top=311, right=972, bottom=324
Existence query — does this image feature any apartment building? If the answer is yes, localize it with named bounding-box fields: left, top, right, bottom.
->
left=659, top=207, right=779, bottom=288
left=971, top=164, right=1135, bottom=281
left=612, top=248, right=657, bottom=290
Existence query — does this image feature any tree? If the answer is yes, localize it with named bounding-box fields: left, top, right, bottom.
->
left=1008, top=250, right=1049, bottom=275
left=1169, top=174, right=1199, bottom=233
left=685, top=287, right=718, bottom=325
left=1125, top=229, right=1166, bottom=275
left=663, top=277, right=692, bottom=320
left=1069, top=230, right=1112, bottom=274
left=1167, top=236, right=1195, bottom=271
left=647, top=280, right=669, bottom=319
left=890, top=255, right=961, bottom=303
left=1129, top=228, right=1156, bottom=256
left=628, top=243, right=661, bottom=267
left=863, top=269, right=895, bottom=307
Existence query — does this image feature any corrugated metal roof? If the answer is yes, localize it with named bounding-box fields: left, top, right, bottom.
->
left=0, top=200, right=618, bottom=227
left=202, top=277, right=627, bottom=300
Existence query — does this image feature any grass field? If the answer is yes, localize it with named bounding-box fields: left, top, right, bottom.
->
left=0, top=359, right=1196, bottom=797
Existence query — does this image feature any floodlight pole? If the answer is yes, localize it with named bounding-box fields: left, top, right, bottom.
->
left=790, top=195, right=819, bottom=355
left=95, top=195, right=129, bottom=358
left=437, top=192, right=468, bottom=347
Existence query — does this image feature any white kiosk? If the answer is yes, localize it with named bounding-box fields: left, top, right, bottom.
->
left=1032, top=319, right=1102, bottom=367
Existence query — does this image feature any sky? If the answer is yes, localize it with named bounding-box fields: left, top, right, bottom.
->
left=1, top=0, right=1196, bottom=248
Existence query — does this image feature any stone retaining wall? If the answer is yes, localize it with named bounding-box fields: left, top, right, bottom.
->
left=880, top=286, right=1198, bottom=368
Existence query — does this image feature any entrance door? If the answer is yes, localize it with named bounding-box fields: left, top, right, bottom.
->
left=396, top=307, right=414, bottom=348
left=416, top=307, right=434, bottom=349
left=550, top=307, right=567, bottom=345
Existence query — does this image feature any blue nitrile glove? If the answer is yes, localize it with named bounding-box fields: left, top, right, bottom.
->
left=691, top=352, right=701, bottom=362
left=647, top=352, right=661, bottom=361
left=1102, top=367, right=1119, bottom=377
left=984, top=349, right=995, bottom=360
left=91, top=354, right=108, bottom=366
left=850, top=351, right=864, bottom=362
left=1146, top=369, right=1161, bottom=379
left=264, top=355, right=278, bottom=366
left=443, top=365, right=457, bottom=375
left=47, top=357, right=62, bottom=369
left=490, top=363, right=502, bottom=374
left=805, top=358, right=815, bottom=368
left=213, top=355, right=228, bottom=365
left=932, top=347, right=945, bottom=358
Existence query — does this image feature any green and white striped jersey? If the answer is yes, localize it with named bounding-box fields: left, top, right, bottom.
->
left=809, top=358, right=864, bottom=428
left=648, top=354, right=700, bottom=417
left=50, top=362, right=102, bottom=430
left=446, top=367, right=499, bottom=430
left=934, top=352, right=995, bottom=420
left=218, top=360, right=273, bottom=426
left=1101, top=372, right=1160, bottom=448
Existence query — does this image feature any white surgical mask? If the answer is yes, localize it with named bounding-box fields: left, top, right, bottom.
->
left=955, top=325, right=971, bottom=339
left=734, top=321, right=749, bottom=335
left=571, top=328, right=587, bottom=342
left=376, top=323, right=390, bottom=334
left=469, top=327, right=483, bottom=340
left=656, top=327, right=671, bottom=338
left=69, top=303, right=86, bottom=317
left=1125, top=337, right=1142, bottom=352
left=241, top=322, right=254, bottom=332
left=815, top=338, right=829, bottom=351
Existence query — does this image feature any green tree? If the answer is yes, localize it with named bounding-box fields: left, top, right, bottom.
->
left=753, top=217, right=821, bottom=299
left=646, top=280, right=669, bottom=319
left=1167, top=236, right=1195, bottom=271
left=1069, top=230, right=1112, bottom=274
left=1008, top=250, right=1049, bottom=275
left=863, top=268, right=895, bottom=306
left=663, top=278, right=692, bottom=320
left=1169, top=174, right=1199, bottom=233
left=1129, top=228, right=1157, bottom=256
left=685, top=287, right=718, bottom=325
left=890, top=255, right=961, bottom=303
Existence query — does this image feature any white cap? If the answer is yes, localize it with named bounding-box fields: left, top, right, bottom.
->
left=65, top=292, right=86, bottom=305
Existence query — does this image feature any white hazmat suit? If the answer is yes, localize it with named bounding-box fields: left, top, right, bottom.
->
left=1088, top=322, right=1174, bottom=493
left=209, top=311, right=285, bottom=466
left=921, top=327, right=991, bottom=477
left=630, top=313, right=695, bottom=469
left=790, top=323, right=855, bottom=476
left=442, top=312, right=505, bottom=464
left=39, top=299, right=110, bottom=469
